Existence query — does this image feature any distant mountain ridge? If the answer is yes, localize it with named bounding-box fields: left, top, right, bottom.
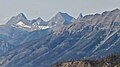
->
left=6, top=12, right=76, bottom=32
left=0, top=8, right=120, bottom=67
left=0, top=12, right=76, bottom=55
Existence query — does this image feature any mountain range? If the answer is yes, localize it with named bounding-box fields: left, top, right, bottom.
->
left=0, top=9, right=120, bottom=67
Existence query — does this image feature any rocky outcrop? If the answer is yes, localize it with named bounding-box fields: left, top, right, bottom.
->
left=52, top=61, right=94, bottom=67
left=52, top=54, right=120, bottom=67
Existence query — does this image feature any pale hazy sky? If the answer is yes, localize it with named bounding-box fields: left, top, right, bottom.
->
left=0, top=0, right=120, bottom=24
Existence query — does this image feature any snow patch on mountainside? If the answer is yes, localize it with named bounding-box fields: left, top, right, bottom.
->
left=16, top=21, right=51, bottom=31
left=16, top=21, right=31, bottom=28
left=38, top=26, right=51, bottom=29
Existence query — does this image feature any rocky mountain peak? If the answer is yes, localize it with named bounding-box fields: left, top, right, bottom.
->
left=36, top=17, right=44, bottom=22
left=111, top=8, right=120, bottom=12
left=77, top=13, right=83, bottom=21
left=55, top=12, right=74, bottom=20
left=6, top=13, right=28, bottom=25
left=48, top=12, right=75, bottom=26
left=17, top=13, right=27, bottom=19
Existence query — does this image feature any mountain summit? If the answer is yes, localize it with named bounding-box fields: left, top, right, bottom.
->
left=77, top=13, right=83, bottom=21
left=17, top=13, right=27, bottom=19
left=48, top=12, right=75, bottom=26
left=6, top=13, right=29, bottom=25
left=31, top=17, right=48, bottom=26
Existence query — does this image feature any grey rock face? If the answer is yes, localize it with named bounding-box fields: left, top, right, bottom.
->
left=0, top=39, right=14, bottom=55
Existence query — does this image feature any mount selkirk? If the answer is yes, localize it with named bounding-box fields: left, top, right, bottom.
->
left=0, top=9, right=120, bottom=67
